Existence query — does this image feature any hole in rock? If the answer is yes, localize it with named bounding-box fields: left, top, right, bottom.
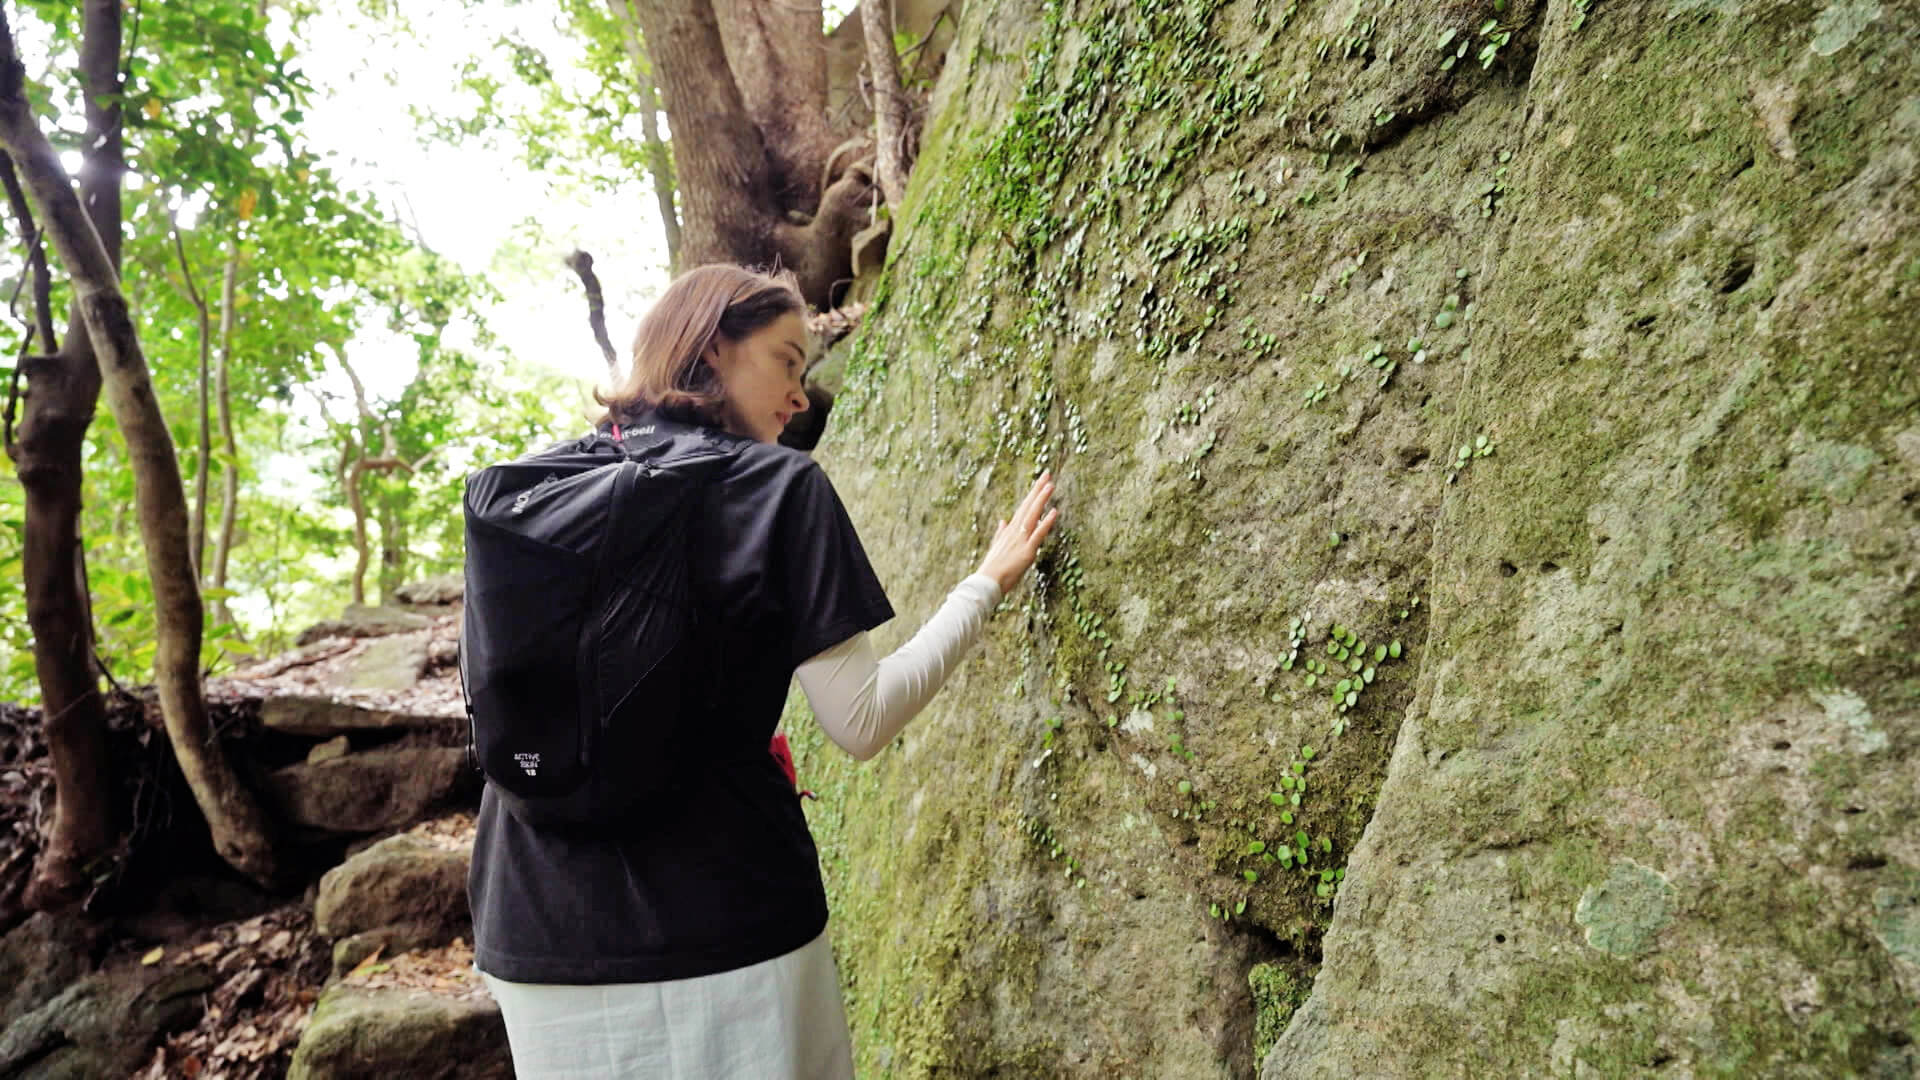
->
left=1540, top=561, right=1560, bottom=573
left=1498, top=561, right=1518, bottom=577
left=1847, top=854, right=1888, bottom=871
left=1629, top=314, right=1658, bottom=332
left=1716, top=251, right=1756, bottom=293
left=1772, top=740, right=1791, bottom=750
left=1494, top=933, right=1506, bottom=944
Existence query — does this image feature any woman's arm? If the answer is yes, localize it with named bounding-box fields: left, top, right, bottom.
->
left=794, top=573, right=1001, bottom=760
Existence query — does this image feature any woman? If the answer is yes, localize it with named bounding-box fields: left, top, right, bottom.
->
left=467, top=264, right=1060, bottom=1078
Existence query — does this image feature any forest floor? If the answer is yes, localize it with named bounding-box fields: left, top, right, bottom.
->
left=2, top=697, right=484, bottom=1078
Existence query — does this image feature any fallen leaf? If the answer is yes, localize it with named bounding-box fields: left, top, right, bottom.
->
left=346, top=945, right=385, bottom=979
left=193, top=941, right=223, bottom=958
left=141, top=946, right=165, bottom=965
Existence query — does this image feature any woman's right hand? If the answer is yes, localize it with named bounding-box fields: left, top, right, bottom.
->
left=978, top=470, right=1060, bottom=597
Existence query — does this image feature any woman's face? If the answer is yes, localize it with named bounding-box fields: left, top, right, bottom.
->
left=709, top=311, right=811, bottom=444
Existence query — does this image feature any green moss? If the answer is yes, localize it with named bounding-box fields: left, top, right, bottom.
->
left=1248, top=962, right=1312, bottom=1062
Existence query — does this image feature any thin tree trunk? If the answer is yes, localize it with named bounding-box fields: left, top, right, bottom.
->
left=336, top=357, right=375, bottom=607
left=2, top=156, right=110, bottom=915
left=377, top=494, right=407, bottom=604
left=0, top=9, right=278, bottom=887
left=209, top=240, right=240, bottom=631
left=172, top=221, right=211, bottom=578
left=1, top=0, right=119, bottom=913
left=609, top=0, right=682, bottom=271
left=859, top=0, right=911, bottom=210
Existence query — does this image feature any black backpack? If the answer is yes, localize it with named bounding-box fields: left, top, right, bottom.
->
left=458, top=421, right=742, bottom=828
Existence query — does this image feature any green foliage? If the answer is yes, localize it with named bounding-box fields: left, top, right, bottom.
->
left=0, top=1, right=584, bottom=701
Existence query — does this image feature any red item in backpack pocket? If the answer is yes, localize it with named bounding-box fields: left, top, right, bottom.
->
left=769, top=733, right=798, bottom=787
left=767, top=734, right=817, bottom=800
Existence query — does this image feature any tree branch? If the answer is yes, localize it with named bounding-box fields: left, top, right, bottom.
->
left=565, top=248, right=619, bottom=375
left=0, top=151, right=54, bottom=349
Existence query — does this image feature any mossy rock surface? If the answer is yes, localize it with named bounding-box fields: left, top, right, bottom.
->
left=787, top=0, right=1919, bottom=1075
left=286, top=984, right=508, bottom=1080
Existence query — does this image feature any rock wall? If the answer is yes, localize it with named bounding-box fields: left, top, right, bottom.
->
left=789, top=0, right=1919, bottom=1075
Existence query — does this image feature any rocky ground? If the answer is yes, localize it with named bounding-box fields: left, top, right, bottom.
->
left=0, top=579, right=512, bottom=1079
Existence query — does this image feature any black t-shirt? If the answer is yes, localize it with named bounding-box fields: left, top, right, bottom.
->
left=467, top=409, right=895, bottom=983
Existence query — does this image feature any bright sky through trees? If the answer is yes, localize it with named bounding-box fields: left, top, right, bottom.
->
left=271, top=0, right=671, bottom=408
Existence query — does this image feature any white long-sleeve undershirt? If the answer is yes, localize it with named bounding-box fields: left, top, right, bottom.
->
left=792, top=572, right=1002, bottom=761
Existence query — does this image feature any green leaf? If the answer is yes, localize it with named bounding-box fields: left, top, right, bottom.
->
left=1246, top=840, right=1266, bottom=855
left=1390, top=640, right=1402, bottom=658
left=1301, top=746, right=1315, bottom=759
left=1243, top=869, right=1259, bottom=883
left=1177, top=780, right=1193, bottom=795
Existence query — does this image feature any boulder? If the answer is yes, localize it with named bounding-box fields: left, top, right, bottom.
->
left=295, top=606, right=432, bottom=646
left=315, top=833, right=470, bottom=946
left=286, top=985, right=509, bottom=1080
left=391, top=575, right=464, bottom=607
left=259, top=696, right=461, bottom=740
left=334, top=635, right=430, bottom=692
left=0, top=961, right=212, bottom=1079
left=261, top=749, right=474, bottom=834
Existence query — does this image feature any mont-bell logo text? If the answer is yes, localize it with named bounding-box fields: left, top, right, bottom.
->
left=514, top=751, right=541, bottom=777
left=509, top=473, right=560, bottom=516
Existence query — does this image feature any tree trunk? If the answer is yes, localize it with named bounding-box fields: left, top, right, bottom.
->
left=609, top=0, right=682, bottom=271
left=209, top=240, right=240, bottom=632
left=0, top=10, right=278, bottom=887
left=709, top=0, right=837, bottom=210
left=335, top=357, right=375, bottom=607
left=0, top=0, right=121, bottom=913
left=629, top=0, right=779, bottom=270
left=377, top=494, right=407, bottom=604
left=172, top=222, right=211, bottom=578
left=860, top=0, right=912, bottom=211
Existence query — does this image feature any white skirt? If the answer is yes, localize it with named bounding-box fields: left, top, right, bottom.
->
left=478, top=929, right=855, bottom=1079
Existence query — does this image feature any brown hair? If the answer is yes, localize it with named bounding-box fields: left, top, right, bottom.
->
left=596, top=264, right=806, bottom=428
